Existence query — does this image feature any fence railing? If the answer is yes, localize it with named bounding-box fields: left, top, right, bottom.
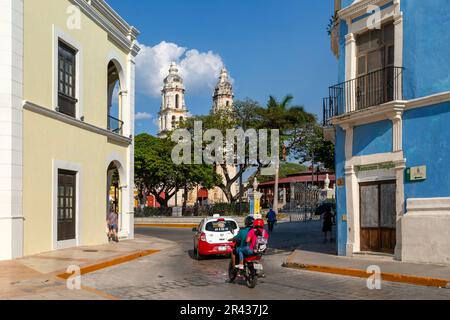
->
left=323, top=66, right=403, bottom=126
left=107, top=115, right=124, bottom=135
left=134, top=202, right=251, bottom=218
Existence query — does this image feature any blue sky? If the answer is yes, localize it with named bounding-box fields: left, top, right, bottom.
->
left=107, top=0, right=338, bottom=135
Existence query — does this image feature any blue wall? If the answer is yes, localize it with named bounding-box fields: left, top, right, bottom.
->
left=402, top=0, right=450, bottom=100
left=334, top=20, right=349, bottom=256
left=335, top=126, right=347, bottom=256
left=403, top=101, right=450, bottom=200
left=352, top=120, right=393, bottom=157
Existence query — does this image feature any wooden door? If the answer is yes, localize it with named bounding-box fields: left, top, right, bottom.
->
left=360, top=181, right=396, bottom=254
left=57, top=170, right=77, bottom=241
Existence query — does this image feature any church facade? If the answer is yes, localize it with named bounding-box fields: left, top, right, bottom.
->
left=156, top=65, right=238, bottom=206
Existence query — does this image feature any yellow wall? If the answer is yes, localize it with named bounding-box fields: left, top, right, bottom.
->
left=22, top=0, right=131, bottom=255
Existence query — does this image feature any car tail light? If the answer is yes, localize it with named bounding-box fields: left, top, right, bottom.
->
left=200, top=233, right=207, bottom=242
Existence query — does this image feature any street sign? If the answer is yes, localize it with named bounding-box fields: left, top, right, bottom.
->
left=406, top=166, right=427, bottom=182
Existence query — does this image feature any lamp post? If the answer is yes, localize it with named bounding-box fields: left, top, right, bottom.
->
left=272, top=144, right=286, bottom=214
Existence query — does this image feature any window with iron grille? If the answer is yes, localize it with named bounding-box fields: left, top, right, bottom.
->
left=58, top=41, right=78, bottom=117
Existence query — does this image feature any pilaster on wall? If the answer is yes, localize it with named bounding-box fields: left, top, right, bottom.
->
left=340, top=124, right=354, bottom=160
left=394, top=159, right=406, bottom=260
left=344, top=165, right=360, bottom=255
left=344, top=32, right=356, bottom=80
left=391, top=113, right=403, bottom=152
left=122, top=52, right=136, bottom=240
left=0, top=0, right=24, bottom=260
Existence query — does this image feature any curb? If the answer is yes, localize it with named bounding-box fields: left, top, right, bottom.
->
left=282, top=262, right=450, bottom=289
left=57, top=249, right=160, bottom=280
left=135, top=223, right=197, bottom=229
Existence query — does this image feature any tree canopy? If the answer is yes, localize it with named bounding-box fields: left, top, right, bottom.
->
left=135, top=133, right=222, bottom=208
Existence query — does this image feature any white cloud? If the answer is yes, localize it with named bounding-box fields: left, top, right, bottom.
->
left=136, top=41, right=228, bottom=97
left=135, top=112, right=152, bottom=121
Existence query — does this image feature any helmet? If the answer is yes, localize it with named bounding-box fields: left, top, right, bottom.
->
left=254, top=219, right=265, bottom=228
left=245, top=216, right=254, bottom=227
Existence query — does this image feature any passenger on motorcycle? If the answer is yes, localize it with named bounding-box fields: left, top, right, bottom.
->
left=235, top=219, right=269, bottom=270
left=230, top=216, right=254, bottom=269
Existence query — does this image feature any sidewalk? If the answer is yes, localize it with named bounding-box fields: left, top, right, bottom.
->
left=284, top=249, right=450, bottom=288
left=0, top=235, right=175, bottom=300
left=135, top=215, right=291, bottom=228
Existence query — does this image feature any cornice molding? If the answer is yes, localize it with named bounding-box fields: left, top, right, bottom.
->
left=329, top=91, right=450, bottom=128
left=339, top=0, right=392, bottom=21
left=70, top=0, right=141, bottom=56
left=406, top=91, right=450, bottom=111
left=23, top=101, right=132, bottom=146
left=333, top=100, right=406, bottom=127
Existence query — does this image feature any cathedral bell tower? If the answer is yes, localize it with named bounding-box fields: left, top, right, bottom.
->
left=212, top=68, right=234, bottom=114
left=158, top=62, right=189, bottom=137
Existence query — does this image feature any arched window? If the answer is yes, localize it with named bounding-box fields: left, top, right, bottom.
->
left=107, top=61, right=123, bottom=135
left=175, top=94, right=180, bottom=109
left=172, top=115, right=176, bottom=129
left=179, top=116, right=184, bottom=123
left=226, top=101, right=230, bottom=107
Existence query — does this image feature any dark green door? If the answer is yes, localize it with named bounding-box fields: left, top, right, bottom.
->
left=57, top=170, right=77, bottom=241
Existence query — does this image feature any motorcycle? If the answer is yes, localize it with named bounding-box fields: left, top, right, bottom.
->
left=228, top=240, right=264, bottom=289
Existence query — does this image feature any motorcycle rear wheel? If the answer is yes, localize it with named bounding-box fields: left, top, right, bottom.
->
left=228, top=261, right=237, bottom=282
left=246, top=272, right=258, bottom=289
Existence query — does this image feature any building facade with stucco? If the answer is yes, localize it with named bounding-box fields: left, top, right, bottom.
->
left=325, top=0, right=450, bottom=265
left=0, top=0, right=139, bottom=260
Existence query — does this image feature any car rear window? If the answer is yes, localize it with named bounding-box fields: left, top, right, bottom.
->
left=205, top=220, right=237, bottom=232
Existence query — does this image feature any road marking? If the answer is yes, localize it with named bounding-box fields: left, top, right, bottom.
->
left=81, top=285, right=120, bottom=300
left=283, top=262, right=450, bottom=288
left=56, top=249, right=160, bottom=280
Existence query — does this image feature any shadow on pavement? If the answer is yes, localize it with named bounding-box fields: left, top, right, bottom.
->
left=266, top=221, right=337, bottom=256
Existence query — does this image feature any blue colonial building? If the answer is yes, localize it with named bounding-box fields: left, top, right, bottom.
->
left=324, top=0, right=450, bottom=265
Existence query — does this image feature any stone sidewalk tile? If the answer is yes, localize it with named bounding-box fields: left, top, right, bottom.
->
left=284, top=249, right=450, bottom=287
left=0, top=235, right=176, bottom=299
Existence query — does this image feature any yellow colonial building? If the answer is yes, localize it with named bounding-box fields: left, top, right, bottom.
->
left=0, top=0, right=139, bottom=260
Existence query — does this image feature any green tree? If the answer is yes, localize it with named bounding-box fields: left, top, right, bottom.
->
left=290, top=123, right=335, bottom=171
left=135, top=134, right=221, bottom=208
left=257, top=162, right=308, bottom=183
left=178, top=96, right=319, bottom=203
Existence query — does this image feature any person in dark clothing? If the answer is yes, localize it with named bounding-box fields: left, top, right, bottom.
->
left=322, top=208, right=333, bottom=243
left=266, top=208, right=277, bottom=233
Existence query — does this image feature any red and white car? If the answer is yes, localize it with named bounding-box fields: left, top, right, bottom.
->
left=192, top=215, right=239, bottom=260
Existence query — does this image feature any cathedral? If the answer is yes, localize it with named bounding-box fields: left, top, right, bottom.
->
left=157, top=63, right=238, bottom=206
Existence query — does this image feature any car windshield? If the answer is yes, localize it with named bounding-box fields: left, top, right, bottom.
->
left=205, top=220, right=237, bottom=233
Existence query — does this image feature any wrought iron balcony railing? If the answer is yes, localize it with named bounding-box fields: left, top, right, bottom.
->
left=107, top=115, right=124, bottom=135
left=323, top=66, right=404, bottom=126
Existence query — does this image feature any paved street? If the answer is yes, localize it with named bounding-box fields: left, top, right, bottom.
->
left=81, top=222, right=450, bottom=300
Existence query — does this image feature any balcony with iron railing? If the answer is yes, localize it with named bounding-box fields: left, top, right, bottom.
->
left=107, top=115, right=124, bottom=135
left=323, top=66, right=404, bottom=127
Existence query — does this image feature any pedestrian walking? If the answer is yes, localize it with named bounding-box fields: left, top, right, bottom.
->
left=266, top=208, right=277, bottom=233
left=107, top=210, right=119, bottom=243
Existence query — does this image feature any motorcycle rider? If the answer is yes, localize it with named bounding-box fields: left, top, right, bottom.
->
left=230, top=216, right=254, bottom=269
left=235, top=219, right=269, bottom=270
